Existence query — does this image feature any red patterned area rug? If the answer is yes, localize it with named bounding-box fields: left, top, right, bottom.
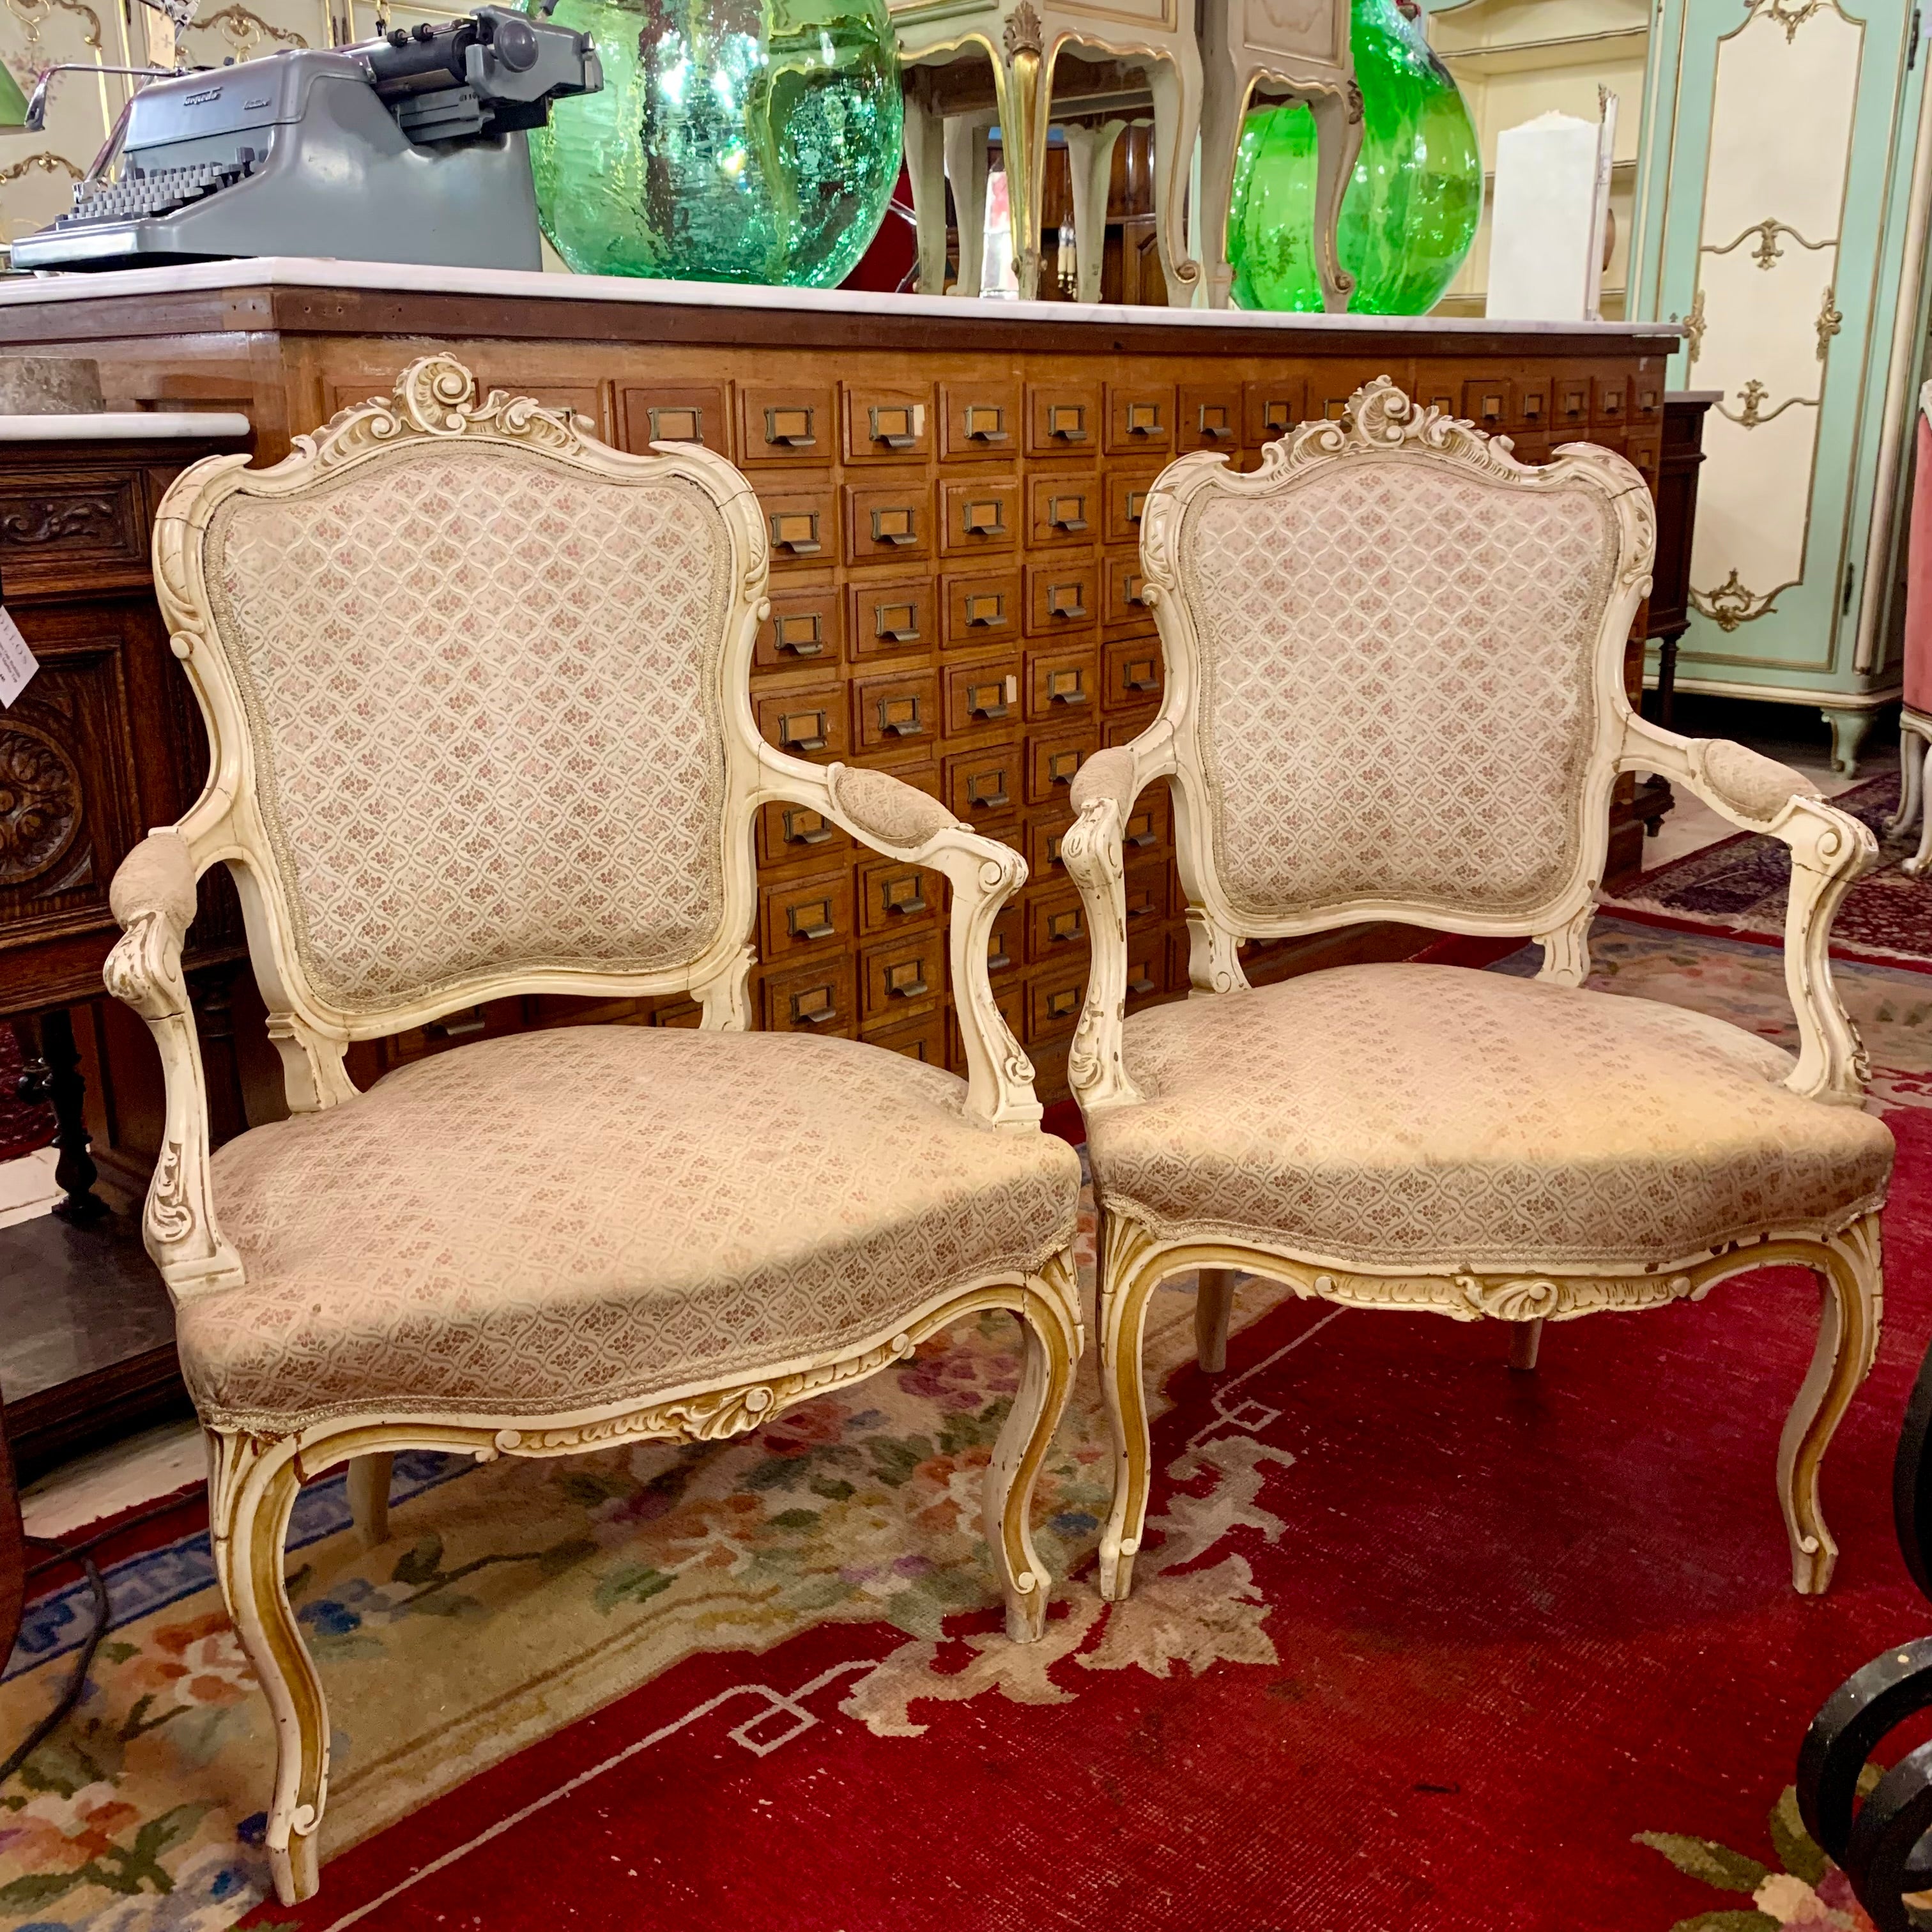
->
left=0, top=1027, right=54, bottom=1165
left=8, top=921, right=1932, bottom=1932
left=1607, top=770, right=1932, bottom=971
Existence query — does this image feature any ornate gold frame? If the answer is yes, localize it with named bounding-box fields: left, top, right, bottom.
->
left=107, top=356, right=1085, bottom=1905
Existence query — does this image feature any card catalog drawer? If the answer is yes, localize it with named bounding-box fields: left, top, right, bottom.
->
left=1460, top=376, right=1512, bottom=430
left=1519, top=372, right=1552, bottom=433
left=1124, top=926, right=1169, bottom=1006
left=759, top=485, right=836, bottom=566
left=1026, top=645, right=1098, bottom=720
left=761, top=954, right=855, bottom=1036
left=939, top=475, right=1019, bottom=556
left=1027, top=473, right=1096, bottom=545
left=844, top=479, right=931, bottom=565
left=944, top=661, right=1021, bottom=735
left=1104, top=470, right=1160, bottom=546
left=941, top=567, right=1022, bottom=648
left=843, top=384, right=933, bottom=463
left=1103, top=553, right=1155, bottom=631
left=756, top=683, right=847, bottom=760
left=862, top=928, right=944, bottom=1022
left=1027, top=888, right=1089, bottom=965
left=853, top=670, right=937, bottom=751
left=1179, top=383, right=1243, bottom=453
left=940, top=379, right=1021, bottom=460
left=755, top=580, right=843, bottom=671
left=1554, top=374, right=1591, bottom=427
left=944, top=738, right=1022, bottom=825
left=1244, top=377, right=1305, bottom=445
left=740, top=384, right=834, bottom=464
left=986, top=903, right=1022, bottom=978
left=1104, top=636, right=1163, bottom=709
left=1025, top=381, right=1101, bottom=457
left=1025, top=808, right=1076, bottom=882
left=848, top=576, right=933, bottom=658
left=1027, top=732, right=1089, bottom=806
left=760, top=867, right=854, bottom=962
left=1105, top=382, right=1174, bottom=454
left=758, top=797, right=852, bottom=867
left=1592, top=372, right=1629, bottom=426
left=857, top=851, right=939, bottom=933
left=864, top=1004, right=949, bottom=1064
left=620, top=382, right=731, bottom=456
left=1124, top=855, right=1169, bottom=928
left=1025, top=961, right=1085, bottom=1041
left=1122, top=782, right=1170, bottom=854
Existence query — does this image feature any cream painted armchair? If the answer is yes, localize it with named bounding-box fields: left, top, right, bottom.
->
left=1061, top=377, right=1892, bottom=1605
left=107, top=356, right=1084, bottom=1906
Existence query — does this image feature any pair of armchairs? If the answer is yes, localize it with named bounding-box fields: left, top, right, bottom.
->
left=111, top=360, right=1891, bottom=1908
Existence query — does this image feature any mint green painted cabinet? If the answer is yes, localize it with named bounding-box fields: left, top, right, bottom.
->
left=1630, top=0, right=1932, bottom=769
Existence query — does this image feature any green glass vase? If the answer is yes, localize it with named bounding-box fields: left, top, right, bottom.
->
left=1228, top=0, right=1480, bottom=314
left=526, top=0, right=903, bottom=286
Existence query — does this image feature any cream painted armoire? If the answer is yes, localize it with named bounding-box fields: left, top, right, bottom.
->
left=1629, top=0, right=1932, bottom=770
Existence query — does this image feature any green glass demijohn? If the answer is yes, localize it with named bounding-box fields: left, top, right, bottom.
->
left=1228, top=0, right=1480, bottom=314
left=525, top=0, right=903, bottom=286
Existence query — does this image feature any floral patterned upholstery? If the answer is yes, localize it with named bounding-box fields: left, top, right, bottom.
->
left=1085, top=963, right=1892, bottom=1268
left=1177, top=461, right=1620, bottom=920
left=204, top=448, right=735, bottom=1013
left=181, top=1025, right=1082, bottom=1434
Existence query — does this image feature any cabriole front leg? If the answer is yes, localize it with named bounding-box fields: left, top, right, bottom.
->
left=1096, top=1224, right=1164, bottom=1601
left=1779, top=1213, right=1883, bottom=1595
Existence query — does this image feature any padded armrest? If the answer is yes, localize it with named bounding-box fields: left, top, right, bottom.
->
left=1069, top=746, right=1138, bottom=817
left=109, top=829, right=199, bottom=931
left=825, top=763, right=962, bottom=851
left=1697, top=740, right=1821, bottom=824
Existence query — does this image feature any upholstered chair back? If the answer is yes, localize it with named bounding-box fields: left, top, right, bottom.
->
left=153, top=356, right=769, bottom=1061
left=1904, top=386, right=1932, bottom=715
left=1144, top=378, right=1652, bottom=937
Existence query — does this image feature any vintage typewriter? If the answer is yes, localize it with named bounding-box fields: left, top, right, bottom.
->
left=10, top=6, right=602, bottom=273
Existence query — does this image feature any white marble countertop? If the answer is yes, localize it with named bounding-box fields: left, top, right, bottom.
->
left=0, top=410, right=252, bottom=438
left=0, top=256, right=1685, bottom=340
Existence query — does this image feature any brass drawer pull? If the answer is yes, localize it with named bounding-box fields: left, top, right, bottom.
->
left=1124, top=401, right=1162, bottom=436
left=786, top=899, right=837, bottom=942
left=1262, top=399, right=1295, bottom=432
left=870, top=505, right=918, bottom=547
left=783, top=806, right=834, bottom=846
left=966, top=677, right=1010, bottom=720
left=1047, top=493, right=1088, bottom=533
left=790, top=985, right=838, bottom=1025
left=1045, top=833, right=1066, bottom=866
left=779, top=709, right=827, bottom=752
left=765, top=405, right=816, bottom=448
left=770, top=510, right=821, bottom=555
left=775, top=613, right=824, bottom=657
left=877, top=694, right=924, bottom=737
left=869, top=402, right=924, bottom=448
left=1045, top=987, right=1078, bottom=1020
left=1124, top=489, right=1147, bottom=525
left=1127, top=892, right=1158, bottom=921
left=1123, top=577, right=1149, bottom=611
left=429, top=1008, right=487, bottom=1039
left=962, top=498, right=1008, bottom=537
left=1127, top=969, right=1156, bottom=995
left=1047, top=584, right=1088, bottom=622
left=882, top=875, right=928, bottom=915
left=964, top=403, right=1008, bottom=443
left=873, top=601, right=921, bottom=644
left=1125, top=816, right=1158, bottom=848
left=1048, top=749, right=1082, bottom=786
left=1046, top=669, right=1089, bottom=707
left=1047, top=908, right=1082, bottom=944
left=967, top=774, right=1010, bottom=810
left=1046, top=402, right=1088, bottom=443
left=1197, top=404, right=1233, bottom=441
left=988, top=940, right=1012, bottom=970
left=648, top=405, right=703, bottom=442
left=886, top=961, right=929, bottom=999
left=1123, top=653, right=1158, bottom=690
left=965, top=592, right=1007, bottom=627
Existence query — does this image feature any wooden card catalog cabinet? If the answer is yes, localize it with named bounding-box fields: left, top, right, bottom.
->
left=0, top=273, right=1673, bottom=1107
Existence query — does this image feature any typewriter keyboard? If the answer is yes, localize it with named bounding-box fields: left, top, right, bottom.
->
left=57, top=155, right=256, bottom=227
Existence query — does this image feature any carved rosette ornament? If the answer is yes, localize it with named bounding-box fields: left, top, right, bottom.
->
left=0, top=719, right=81, bottom=885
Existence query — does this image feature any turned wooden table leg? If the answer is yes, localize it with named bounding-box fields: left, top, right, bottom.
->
left=12, top=1009, right=106, bottom=1225
left=1508, top=1317, right=1544, bottom=1372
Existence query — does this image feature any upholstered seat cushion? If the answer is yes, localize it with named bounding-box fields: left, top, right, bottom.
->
left=1085, top=964, right=1892, bottom=1269
left=180, top=1027, right=1081, bottom=1434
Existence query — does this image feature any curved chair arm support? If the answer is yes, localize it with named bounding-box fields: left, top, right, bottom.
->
left=103, top=830, right=245, bottom=1299
left=1620, top=714, right=1876, bottom=1103
left=756, top=749, right=1041, bottom=1130
left=1061, top=730, right=1177, bottom=1115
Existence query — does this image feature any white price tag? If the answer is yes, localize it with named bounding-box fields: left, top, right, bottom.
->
left=0, top=606, right=36, bottom=709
